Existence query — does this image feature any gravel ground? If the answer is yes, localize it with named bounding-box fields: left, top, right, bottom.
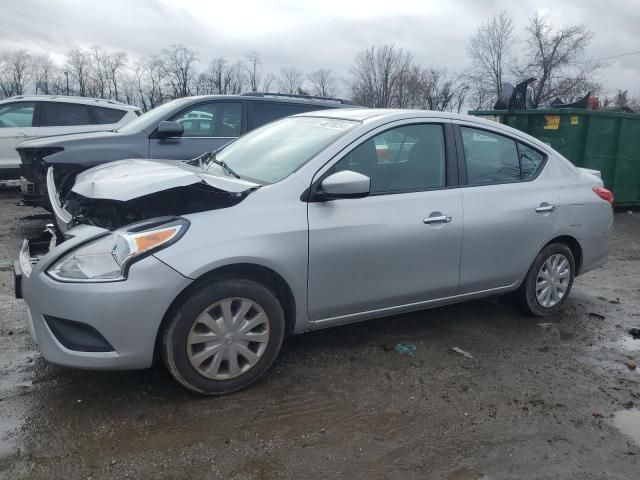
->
left=0, top=186, right=639, bottom=480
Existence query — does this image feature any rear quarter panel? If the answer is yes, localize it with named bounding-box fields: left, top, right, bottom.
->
left=553, top=154, right=613, bottom=239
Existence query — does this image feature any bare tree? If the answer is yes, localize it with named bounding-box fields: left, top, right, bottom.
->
left=278, top=67, right=304, bottom=94
left=394, top=64, right=424, bottom=108
left=307, top=69, right=336, bottom=97
left=48, top=71, right=68, bottom=95
left=243, top=50, right=262, bottom=92
left=135, top=55, right=166, bottom=110
left=66, top=47, right=91, bottom=96
left=467, top=11, right=514, bottom=106
left=349, top=45, right=413, bottom=107
left=31, top=53, right=56, bottom=94
left=421, top=69, right=468, bottom=112
left=106, top=51, right=128, bottom=101
left=160, top=44, right=198, bottom=98
left=261, top=73, right=276, bottom=92
left=520, top=13, right=600, bottom=107
left=465, top=70, right=494, bottom=111
left=0, top=49, right=31, bottom=97
left=453, top=81, right=470, bottom=113
left=88, top=46, right=110, bottom=98
left=197, top=57, right=245, bottom=95
left=120, top=73, right=138, bottom=107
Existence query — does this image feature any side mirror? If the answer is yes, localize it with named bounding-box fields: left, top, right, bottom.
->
left=157, top=121, right=184, bottom=138
left=319, top=170, right=370, bottom=199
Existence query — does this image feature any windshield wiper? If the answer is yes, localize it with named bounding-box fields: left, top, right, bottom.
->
left=193, top=151, right=241, bottom=179
left=209, top=157, right=240, bottom=179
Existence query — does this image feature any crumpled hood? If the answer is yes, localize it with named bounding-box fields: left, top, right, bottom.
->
left=72, top=158, right=259, bottom=201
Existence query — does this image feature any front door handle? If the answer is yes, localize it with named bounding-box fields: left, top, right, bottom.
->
left=535, top=204, right=556, bottom=213
left=423, top=215, right=452, bottom=224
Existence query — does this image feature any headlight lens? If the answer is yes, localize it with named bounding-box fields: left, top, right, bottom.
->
left=48, top=220, right=187, bottom=282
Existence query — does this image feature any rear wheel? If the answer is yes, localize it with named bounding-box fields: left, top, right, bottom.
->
left=518, top=243, right=575, bottom=316
left=162, top=278, right=285, bottom=395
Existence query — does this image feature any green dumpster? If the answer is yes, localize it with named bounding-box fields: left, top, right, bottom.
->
left=470, top=108, right=640, bottom=206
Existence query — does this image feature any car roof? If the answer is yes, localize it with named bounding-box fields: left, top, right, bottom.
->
left=177, top=93, right=357, bottom=108
left=300, top=108, right=517, bottom=122
left=0, top=95, right=140, bottom=110
left=298, top=108, right=555, bottom=153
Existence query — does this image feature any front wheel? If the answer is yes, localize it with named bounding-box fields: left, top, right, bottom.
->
left=518, top=243, right=575, bottom=316
left=162, top=278, right=285, bottom=395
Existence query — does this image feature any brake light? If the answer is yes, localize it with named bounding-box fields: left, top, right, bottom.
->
left=593, top=187, right=614, bottom=207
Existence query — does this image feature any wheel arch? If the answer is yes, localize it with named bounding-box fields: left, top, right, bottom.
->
left=543, top=235, right=583, bottom=274
left=153, top=262, right=298, bottom=363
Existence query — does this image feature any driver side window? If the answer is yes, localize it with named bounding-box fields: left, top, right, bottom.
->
left=333, top=123, right=446, bottom=194
left=171, top=102, right=242, bottom=138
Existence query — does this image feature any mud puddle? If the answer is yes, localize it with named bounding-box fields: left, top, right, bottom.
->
left=0, top=414, right=21, bottom=459
left=613, top=409, right=640, bottom=446
left=612, top=335, right=640, bottom=353
left=449, top=466, right=491, bottom=479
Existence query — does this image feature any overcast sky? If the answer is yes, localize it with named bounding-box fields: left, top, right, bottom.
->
left=2, top=0, right=639, bottom=97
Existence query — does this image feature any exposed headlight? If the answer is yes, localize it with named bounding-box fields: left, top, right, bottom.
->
left=47, top=218, right=188, bottom=282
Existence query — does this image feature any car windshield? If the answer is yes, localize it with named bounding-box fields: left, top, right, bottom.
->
left=205, top=116, right=358, bottom=184
left=117, top=98, right=191, bottom=134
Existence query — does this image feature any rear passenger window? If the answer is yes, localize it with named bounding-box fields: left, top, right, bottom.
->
left=518, top=142, right=545, bottom=179
left=461, top=127, right=520, bottom=185
left=92, top=106, right=126, bottom=124
left=334, top=124, right=445, bottom=194
left=42, top=102, right=93, bottom=127
left=250, top=103, right=322, bottom=129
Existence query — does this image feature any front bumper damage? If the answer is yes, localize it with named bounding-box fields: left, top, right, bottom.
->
left=14, top=223, right=192, bottom=370
left=47, top=167, right=73, bottom=233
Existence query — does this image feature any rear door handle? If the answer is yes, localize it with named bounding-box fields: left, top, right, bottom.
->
left=423, top=215, right=452, bottom=224
left=535, top=204, right=556, bottom=213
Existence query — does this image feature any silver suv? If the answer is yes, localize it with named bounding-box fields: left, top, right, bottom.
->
left=16, top=109, right=613, bottom=395
left=0, top=95, right=140, bottom=179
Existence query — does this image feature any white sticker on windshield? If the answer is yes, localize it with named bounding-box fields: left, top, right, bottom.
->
left=318, top=120, right=353, bottom=131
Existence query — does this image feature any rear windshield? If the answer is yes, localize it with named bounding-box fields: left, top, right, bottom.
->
left=207, top=116, right=358, bottom=184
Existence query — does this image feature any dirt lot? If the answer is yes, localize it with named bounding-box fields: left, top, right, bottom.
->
left=0, top=186, right=639, bottom=480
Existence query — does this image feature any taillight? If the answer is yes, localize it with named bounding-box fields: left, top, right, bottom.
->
left=593, top=187, right=615, bottom=207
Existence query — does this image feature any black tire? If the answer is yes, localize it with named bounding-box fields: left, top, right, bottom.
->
left=162, top=277, right=285, bottom=395
left=518, top=243, right=575, bottom=317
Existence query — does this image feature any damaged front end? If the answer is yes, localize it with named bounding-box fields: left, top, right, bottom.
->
left=48, top=158, right=260, bottom=232
left=63, top=183, right=250, bottom=231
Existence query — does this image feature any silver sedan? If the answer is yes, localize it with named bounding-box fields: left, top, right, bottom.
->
left=17, top=109, right=614, bottom=394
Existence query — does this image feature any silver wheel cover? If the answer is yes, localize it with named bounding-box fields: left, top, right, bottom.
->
left=186, top=297, right=270, bottom=380
left=535, top=253, right=570, bottom=308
